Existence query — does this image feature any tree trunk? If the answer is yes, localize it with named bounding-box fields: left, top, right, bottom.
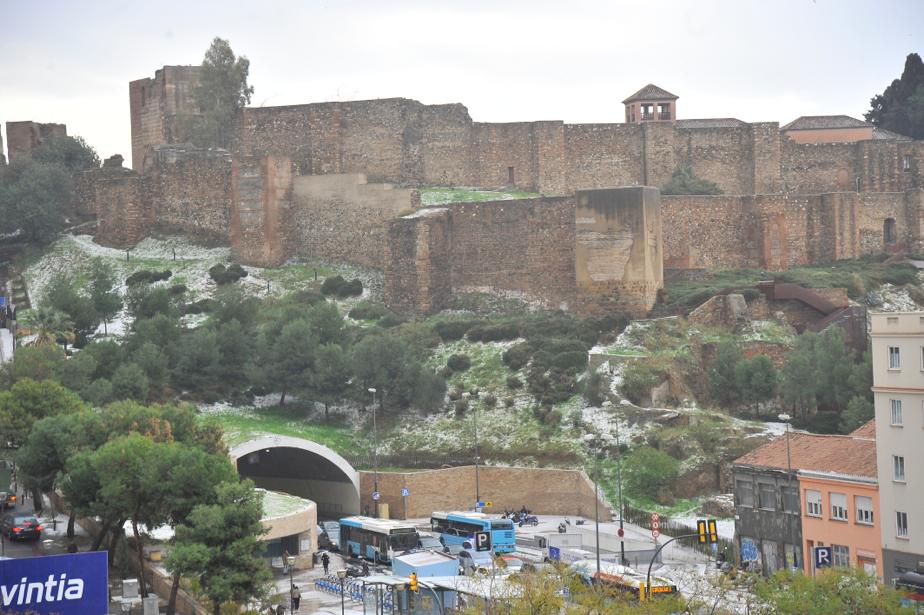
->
left=103, top=320, right=108, bottom=336
left=213, top=600, right=221, bottom=615
left=167, top=570, right=181, bottom=615
left=67, top=511, right=75, bottom=539
left=131, top=519, right=148, bottom=598
left=108, top=518, right=126, bottom=568
left=32, top=488, right=43, bottom=513
left=280, top=386, right=287, bottom=406
left=91, top=517, right=114, bottom=551
left=324, top=402, right=329, bottom=419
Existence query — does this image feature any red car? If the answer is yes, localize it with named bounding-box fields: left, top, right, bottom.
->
left=1, top=514, right=42, bottom=541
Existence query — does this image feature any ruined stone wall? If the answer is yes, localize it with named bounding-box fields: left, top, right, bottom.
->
left=672, top=124, right=755, bottom=195
left=145, top=146, right=233, bottom=243
left=858, top=139, right=921, bottom=193
left=781, top=138, right=858, bottom=193
left=856, top=191, right=916, bottom=254
left=5, top=121, right=67, bottom=162
left=230, top=156, right=293, bottom=266
left=384, top=208, right=453, bottom=314
left=290, top=173, right=419, bottom=267
left=444, top=197, right=577, bottom=307
left=564, top=123, right=645, bottom=189
left=661, top=195, right=759, bottom=269
left=418, top=103, right=474, bottom=186
left=94, top=173, right=149, bottom=247
left=129, top=66, right=201, bottom=170
left=359, top=465, right=612, bottom=520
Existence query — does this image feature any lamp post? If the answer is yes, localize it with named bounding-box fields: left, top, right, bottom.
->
left=779, top=413, right=799, bottom=571
left=473, top=397, right=481, bottom=509
left=605, top=400, right=627, bottom=566
left=583, top=433, right=601, bottom=576
left=337, top=568, right=347, bottom=615
left=369, top=387, right=379, bottom=518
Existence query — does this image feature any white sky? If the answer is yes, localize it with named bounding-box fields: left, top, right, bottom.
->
left=1, top=0, right=922, bottom=167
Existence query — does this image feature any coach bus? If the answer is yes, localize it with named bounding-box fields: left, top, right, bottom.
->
left=571, top=560, right=678, bottom=601
left=339, top=516, right=419, bottom=563
left=430, top=511, right=516, bottom=554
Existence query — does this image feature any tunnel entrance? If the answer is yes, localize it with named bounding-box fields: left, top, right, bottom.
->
left=230, top=435, right=360, bottom=519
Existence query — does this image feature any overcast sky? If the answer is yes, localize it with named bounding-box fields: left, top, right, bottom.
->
left=1, top=0, right=921, bottom=166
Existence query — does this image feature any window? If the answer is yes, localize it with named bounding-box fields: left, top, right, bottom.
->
left=884, top=218, right=897, bottom=244
left=641, top=103, right=653, bottom=120
left=657, top=103, right=671, bottom=120
left=832, top=544, right=850, bottom=567
left=893, top=455, right=906, bottom=482
left=806, top=490, right=822, bottom=517
left=891, top=399, right=903, bottom=426
left=904, top=155, right=912, bottom=172
left=736, top=479, right=754, bottom=507
left=889, top=346, right=901, bottom=370
left=830, top=492, right=848, bottom=521
left=758, top=483, right=777, bottom=510
left=897, top=511, right=909, bottom=538
left=781, top=486, right=800, bottom=513
left=855, top=496, right=874, bottom=525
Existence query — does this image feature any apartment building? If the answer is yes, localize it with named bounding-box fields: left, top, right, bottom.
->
left=733, top=426, right=880, bottom=577
left=870, top=312, right=924, bottom=584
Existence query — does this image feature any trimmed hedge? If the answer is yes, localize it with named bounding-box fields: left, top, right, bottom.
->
left=447, top=354, right=472, bottom=372
left=209, top=263, right=248, bottom=285
left=433, top=319, right=483, bottom=342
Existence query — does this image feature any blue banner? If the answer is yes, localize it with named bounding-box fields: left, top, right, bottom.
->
left=0, top=551, right=109, bottom=615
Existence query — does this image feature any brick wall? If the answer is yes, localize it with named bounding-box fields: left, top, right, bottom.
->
left=95, top=172, right=149, bottom=247
left=661, top=195, right=760, bottom=269
left=129, top=65, right=201, bottom=170
left=384, top=208, right=453, bottom=314
left=359, top=465, right=613, bottom=520
left=564, top=123, right=645, bottom=190
left=230, top=156, right=293, bottom=266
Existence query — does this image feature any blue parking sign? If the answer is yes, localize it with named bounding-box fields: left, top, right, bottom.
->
left=401, top=487, right=409, bottom=497
left=814, top=546, right=832, bottom=570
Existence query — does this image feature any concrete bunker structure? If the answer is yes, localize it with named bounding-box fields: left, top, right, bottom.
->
left=230, top=435, right=361, bottom=520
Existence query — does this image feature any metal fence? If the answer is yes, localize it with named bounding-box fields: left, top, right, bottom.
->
left=623, top=503, right=733, bottom=559
left=343, top=453, right=473, bottom=470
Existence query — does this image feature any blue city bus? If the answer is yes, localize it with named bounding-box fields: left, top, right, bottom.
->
left=338, top=516, right=419, bottom=563
left=430, top=511, right=516, bottom=554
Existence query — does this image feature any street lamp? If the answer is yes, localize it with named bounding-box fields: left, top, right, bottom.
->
left=583, top=433, right=601, bottom=576
left=604, top=400, right=627, bottom=566
left=336, top=568, right=348, bottom=615
left=465, top=393, right=481, bottom=509
left=779, top=413, right=798, bottom=571
left=369, top=387, right=379, bottom=518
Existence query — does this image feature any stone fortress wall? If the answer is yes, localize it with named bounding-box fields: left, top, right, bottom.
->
left=85, top=65, right=924, bottom=316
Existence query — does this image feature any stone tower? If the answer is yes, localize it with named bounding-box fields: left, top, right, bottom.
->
left=623, top=84, right=678, bottom=124
left=129, top=65, right=202, bottom=171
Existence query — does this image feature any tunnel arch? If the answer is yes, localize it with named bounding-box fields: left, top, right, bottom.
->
left=230, top=435, right=360, bottom=518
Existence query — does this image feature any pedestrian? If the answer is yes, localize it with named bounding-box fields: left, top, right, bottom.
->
left=290, top=584, right=301, bottom=611
left=362, top=561, right=369, bottom=577
left=321, top=551, right=330, bottom=575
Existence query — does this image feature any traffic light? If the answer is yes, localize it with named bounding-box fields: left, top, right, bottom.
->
left=697, top=519, right=719, bottom=544
left=409, top=572, right=419, bottom=592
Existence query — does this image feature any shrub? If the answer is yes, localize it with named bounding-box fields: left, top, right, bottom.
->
left=126, top=269, right=172, bottom=286
left=168, top=284, right=187, bottom=296
left=504, top=396, right=515, bottom=408
left=183, top=298, right=217, bottom=315
left=483, top=393, right=497, bottom=407
left=433, top=319, right=484, bottom=342
left=661, top=165, right=723, bottom=195
left=502, top=343, right=531, bottom=370
left=349, top=301, right=388, bottom=321
left=437, top=366, right=454, bottom=379
left=454, top=398, right=469, bottom=416
left=378, top=312, right=406, bottom=328
left=209, top=263, right=248, bottom=285
left=293, top=289, right=325, bottom=305
left=336, top=278, right=364, bottom=298
left=551, top=350, right=588, bottom=372
left=623, top=446, right=681, bottom=500
left=447, top=354, right=472, bottom=372
left=448, top=388, right=463, bottom=401
left=321, top=275, right=346, bottom=295
left=467, top=322, right=520, bottom=342
left=506, top=376, right=523, bottom=390
left=621, top=362, right=664, bottom=405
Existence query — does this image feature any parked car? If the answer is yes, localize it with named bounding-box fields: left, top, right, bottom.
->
left=417, top=532, right=443, bottom=551
left=321, top=521, right=340, bottom=551
left=1, top=514, right=42, bottom=541
left=457, top=540, right=495, bottom=576
left=0, top=491, right=15, bottom=510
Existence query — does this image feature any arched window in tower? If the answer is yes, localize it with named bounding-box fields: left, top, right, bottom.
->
left=884, top=218, right=897, bottom=245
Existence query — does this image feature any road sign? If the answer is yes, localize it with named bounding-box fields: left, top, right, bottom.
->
left=617, top=528, right=624, bottom=538
left=372, top=491, right=380, bottom=501
left=650, top=512, right=660, bottom=524
left=651, top=520, right=661, bottom=530
left=476, top=501, right=486, bottom=508
left=485, top=501, right=493, bottom=507
left=474, top=531, right=492, bottom=552
left=0, top=551, right=109, bottom=615
left=814, top=546, right=832, bottom=570
left=697, top=519, right=719, bottom=544
left=401, top=487, right=409, bottom=497
left=651, top=529, right=660, bottom=539
left=548, top=546, right=561, bottom=561
left=0, top=296, right=6, bottom=307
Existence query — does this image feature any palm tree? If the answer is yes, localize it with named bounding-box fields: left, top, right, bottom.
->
left=22, top=307, right=75, bottom=351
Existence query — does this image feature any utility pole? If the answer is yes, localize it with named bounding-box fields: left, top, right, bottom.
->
left=369, top=387, right=379, bottom=518
left=474, top=398, right=481, bottom=508
left=605, top=399, right=627, bottom=566
left=583, top=433, right=601, bottom=576
left=779, top=413, right=798, bottom=570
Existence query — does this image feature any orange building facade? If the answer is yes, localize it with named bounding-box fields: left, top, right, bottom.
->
left=799, top=471, right=882, bottom=579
